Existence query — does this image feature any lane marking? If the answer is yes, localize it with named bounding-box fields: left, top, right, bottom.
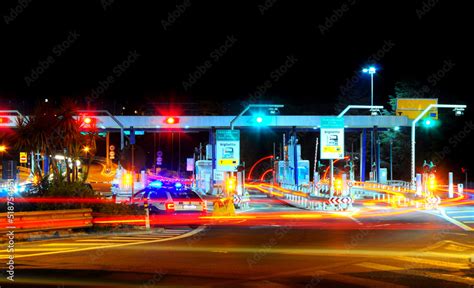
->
left=3, top=226, right=204, bottom=259
left=75, top=239, right=145, bottom=243
left=357, top=262, right=474, bottom=285
left=394, top=256, right=469, bottom=269
left=453, top=215, right=474, bottom=219
left=316, top=269, right=408, bottom=288
left=437, top=209, right=474, bottom=231
left=445, top=210, right=474, bottom=214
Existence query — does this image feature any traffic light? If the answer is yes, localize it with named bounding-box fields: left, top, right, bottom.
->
left=80, top=116, right=98, bottom=131
left=225, top=176, right=236, bottom=193
left=423, top=119, right=438, bottom=128
left=164, top=117, right=179, bottom=124
left=428, top=174, right=437, bottom=191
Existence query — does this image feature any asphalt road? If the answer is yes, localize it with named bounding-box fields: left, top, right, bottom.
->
left=2, top=196, right=474, bottom=288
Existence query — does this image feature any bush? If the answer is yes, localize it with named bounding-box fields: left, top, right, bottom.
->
left=2, top=181, right=144, bottom=216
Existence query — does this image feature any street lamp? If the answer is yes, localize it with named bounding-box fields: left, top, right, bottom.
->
left=0, top=145, right=6, bottom=153
left=411, top=104, right=467, bottom=189
left=362, top=66, right=377, bottom=107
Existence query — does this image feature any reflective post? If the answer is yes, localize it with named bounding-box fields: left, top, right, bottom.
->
left=448, top=172, right=454, bottom=198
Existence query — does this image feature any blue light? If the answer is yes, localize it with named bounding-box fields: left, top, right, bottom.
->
left=175, top=182, right=183, bottom=189
left=362, top=66, right=377, bottom=74
left=394, top=126, right=400, bottom=131
left=149, top=181, right=163, bottom=189
left=256, top=116, right=263, bottom=123
left=424, top=119, right=432, bottom=126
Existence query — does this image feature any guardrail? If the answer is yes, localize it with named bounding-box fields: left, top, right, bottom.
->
left=0, top=208, right=93, bottom=234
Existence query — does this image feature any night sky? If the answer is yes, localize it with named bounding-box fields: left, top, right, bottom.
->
left=1, top=0, right=473, bottom=113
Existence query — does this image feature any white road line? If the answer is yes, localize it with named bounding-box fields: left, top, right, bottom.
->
left=445, top=210, right=474, bottom=214
left=357, top=262, right=474, bottom=285
left=2, top=226, right=205, bottom=259
left=452, top=215, right=474, bottom=219
left=437, top=209, right=474, bottom=231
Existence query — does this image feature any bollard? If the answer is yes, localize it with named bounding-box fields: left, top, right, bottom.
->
left=416, top=173, right=422, bottom=196
left=458, top=184, right=464, bottom=195
left=448, top=172, right=454, bottom=198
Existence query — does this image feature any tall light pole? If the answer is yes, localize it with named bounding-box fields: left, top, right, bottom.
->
left=363, top=66, right=377, bottom=181
left=411, top=104, right=466, bottom=187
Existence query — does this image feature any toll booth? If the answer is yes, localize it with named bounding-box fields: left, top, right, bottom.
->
left=195, top=160, right=214, bottom=194
left=275, top=160, right=310, bottom=185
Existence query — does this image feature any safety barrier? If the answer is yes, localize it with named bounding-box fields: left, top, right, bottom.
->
left=0, top=208, right=93, bottom=234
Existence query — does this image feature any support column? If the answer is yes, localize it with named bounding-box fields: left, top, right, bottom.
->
left=360, top=129, right=367, bottom=182
left=210, top=127, right=216, bottom=195
left=375, top=126, right=380, bottom=183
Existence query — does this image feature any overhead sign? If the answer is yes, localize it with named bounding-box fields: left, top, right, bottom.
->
left=19, top=152, right=27, bottom=164
left=320, top=117, right=344, bottom=160
left=396, top=98, right=438, bottom=120
left=216, top=130, right=240, bottom=171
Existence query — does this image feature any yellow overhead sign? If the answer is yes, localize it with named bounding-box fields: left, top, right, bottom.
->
left=396, top=98, right=438, bottom=120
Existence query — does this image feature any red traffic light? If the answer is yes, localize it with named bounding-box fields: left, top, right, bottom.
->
left=164, top=117, right=179, bottom=124
left=0, top=117, right=11, bottom=124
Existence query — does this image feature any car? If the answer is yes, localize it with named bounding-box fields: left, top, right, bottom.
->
left=131, top=181, right=207, bottom=215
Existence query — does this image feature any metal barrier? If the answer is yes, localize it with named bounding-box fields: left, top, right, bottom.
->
left=0, top=208, right=93, bottom=233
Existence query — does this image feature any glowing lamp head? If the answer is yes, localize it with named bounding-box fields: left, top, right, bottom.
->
left=0, top=145, right=6, bottom=152
left=363, top=66, right=376, bottom=74
left=174, top=182, right=183, bottom=189
left=424, top=119, right=432, bottom=126
left=83, top=117, right=92, bottom=124
left=256, top=116, right=263, bottom=123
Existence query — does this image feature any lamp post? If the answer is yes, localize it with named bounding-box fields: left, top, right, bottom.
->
left=411, top=104, right=467, bottom=188
left=362, top=66, right=376, bottom=107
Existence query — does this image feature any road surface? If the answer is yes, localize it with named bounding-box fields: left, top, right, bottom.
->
left=2, top=195, right=474, bottom=288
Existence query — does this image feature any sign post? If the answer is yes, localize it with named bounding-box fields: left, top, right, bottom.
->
left=320, top=117, right=344, bottom=196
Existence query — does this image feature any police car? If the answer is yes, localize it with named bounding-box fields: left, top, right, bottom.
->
left=131, top=181, right=207, bottom=215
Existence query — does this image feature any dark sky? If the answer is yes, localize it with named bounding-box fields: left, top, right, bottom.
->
left=0, top=0, right=473, bottom=114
